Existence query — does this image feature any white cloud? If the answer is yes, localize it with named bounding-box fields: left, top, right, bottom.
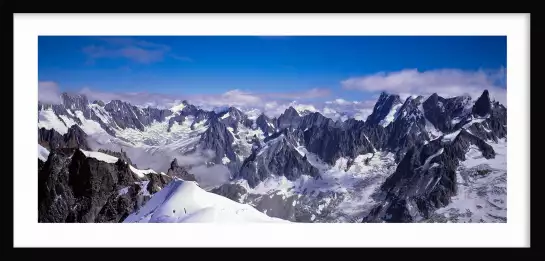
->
left=38, top=81, right=62, bottom=104
left=83, top=37, right=192, bottom=65
left=341, top=68, right=507, bottom=105
left=188, top=164, right=231, bottom=189
left=320, top=99, right=376, bottom=122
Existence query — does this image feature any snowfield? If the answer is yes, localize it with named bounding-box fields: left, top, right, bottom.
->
left=434, top=139, right=507, bottom=222
left=124, top=180, right=289, bottom=223
left=233, top=148, right=398, bottom=222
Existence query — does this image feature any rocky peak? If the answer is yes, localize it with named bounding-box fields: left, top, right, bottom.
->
left=39, top=148, right=171, bottom=223
left=256, top=113, right=275, bottom=136
left=92, top=100, right=105, bottom=106
left=61, top=92, right=89, bottom=111
left=472, top=90, right=491, bottom=117
left=365, top=92, right=402, bottom=126
left=238, top=131, right=320, bottom=188
left=197, top=118, right=236, bottom=164
left=39, top=125, right=90, bottom=150
left=277, top=106, right=301, bottom=130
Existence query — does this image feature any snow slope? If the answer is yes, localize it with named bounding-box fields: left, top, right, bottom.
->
left=379, top=103, right=402, bottom=127
left=434, top=139, right=507, bottom=222
left=124, top=180, right=289, bottom=223
left=79, top=149, right=162, bottom=179
left=80, top=149, right=119, bottom=164
left=38, top=144, right=50, bottom=161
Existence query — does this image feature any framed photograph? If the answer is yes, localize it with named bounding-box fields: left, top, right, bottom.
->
left=12, top=13, right=531, bottom=248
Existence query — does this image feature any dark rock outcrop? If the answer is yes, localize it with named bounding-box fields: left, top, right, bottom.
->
left=472, top=90, right=491, bottom=117
left=104, top=100, right=172, bottom=131
left=423, top=93, right=472, bottom=133
left=302, top=124, right=375, bottom=165
left=238, top=134, right=320, bottom=188
left=256, top=113, right=276, bottom=136
left=362, top=129, right=495, bottom=223
left=166, top=158, right=196, bottom=181
left=38, top=149, right=170, bottom=223
left=38, top=125, right=90, bottom=150
left=365, top=92, right=402, bottom=126
left=276, top=106, right=301, bottom=130
left=299, top=112, right=335, bottom=131
left=217, top=107, right=254, bottom=132
left=197, top=118, right=236, bottom=164
left=93, top=100, right=105, bottom=106
left=384, top=96, right=429, bottom=161
left=210, top=183, right=248, bottom=202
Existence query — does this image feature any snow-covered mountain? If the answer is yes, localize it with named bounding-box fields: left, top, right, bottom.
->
left=37, top=89, right=507, bottom=223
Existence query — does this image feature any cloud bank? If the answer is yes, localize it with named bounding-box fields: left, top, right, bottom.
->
left=38, top=81, right=62, bottom=104
left=342, top=68, right=507, bottom=105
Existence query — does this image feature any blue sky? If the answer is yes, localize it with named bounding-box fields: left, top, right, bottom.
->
left=38, top=36, right=507, bottom=118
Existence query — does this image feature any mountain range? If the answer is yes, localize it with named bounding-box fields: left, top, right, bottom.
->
left=37, top=89, right=507, bottom=223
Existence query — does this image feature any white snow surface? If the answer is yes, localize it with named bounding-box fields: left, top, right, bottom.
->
left=124, top=180, right=289, bottom=223
left=79, top=149, right=159, bottom=179
left=462, top=116, right=488, bottom=129
left=79, top=149, right=119, bottom=164
left=129, top=165, right=157, bottom=178
left=435, top=139, right=507, bottom=222
left=170, top=103, right=186, bottom=113
left=442, top=129, right=462, bottom=142
left=379, top=103, right=402, bottom=127
left=38, top=109, right=69, bottom=135
left=38, top=144, right=50, bottom=161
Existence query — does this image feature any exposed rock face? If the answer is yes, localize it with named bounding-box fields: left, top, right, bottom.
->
left=61, top=93, right=91, bottom=116
left=384, top=96, right=429, bottom=161
left=104, top=100, right=172, bottom=131
left=342, top=118, right=365, bottom=131
left=362, top=129, right=496, bottom=223
left=303, top=124, right=376, bottom=165
left=38, top=149, right=171, bottom=223
left=166, top=158, right=196, bottom=181
left=64, top=125, right=89, bottom=149
left=197, top=118, right=236, bottom=164
left=365, top=92, right=402, bottom=126
left=38, top=159, right=45, bottom=172
left=39, top=125, right=90, bottom=150
left=299, top=112, right=335, bottom=130
left=256, top=113, right=276, bottom=136
left=217, top=107, right=254, bottom=132
left=472, top=90, right=491, bottom=117
left=423, top=93, right=473, bottom=133
left=238, top=133, right=320, bottom=188
left=210, top=183, right=248, bottom=202
left=167, top=102, right=214, bottom=132
left=276, top=106, right=301, bottom=130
